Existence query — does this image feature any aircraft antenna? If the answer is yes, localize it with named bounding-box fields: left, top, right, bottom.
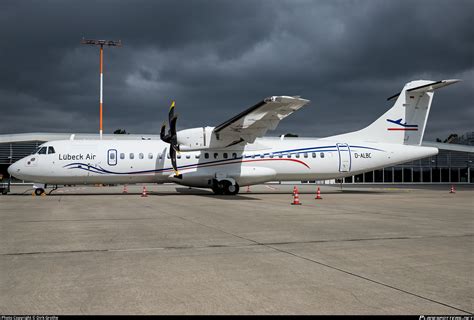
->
left=81, top=38, right=122, bottom=139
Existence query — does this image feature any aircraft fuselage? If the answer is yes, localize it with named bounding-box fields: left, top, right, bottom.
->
left=8, top=137, right=438, bottom=187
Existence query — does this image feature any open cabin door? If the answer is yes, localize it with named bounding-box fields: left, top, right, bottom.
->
left=336, top=143, right=351, bottom=172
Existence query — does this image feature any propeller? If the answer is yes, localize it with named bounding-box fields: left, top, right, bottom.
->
left=160, top=101, right=181, bottom=177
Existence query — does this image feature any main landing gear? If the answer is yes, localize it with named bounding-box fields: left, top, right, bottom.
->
left=212, top=180, right=240, bottom=195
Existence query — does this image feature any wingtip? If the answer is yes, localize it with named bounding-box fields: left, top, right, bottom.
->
left=442, top=79, right=461, bottom=84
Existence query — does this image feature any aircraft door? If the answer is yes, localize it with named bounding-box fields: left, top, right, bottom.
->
left=336, top=143, right=351, bottom=172
left=107, top=149, right=117, bottom=166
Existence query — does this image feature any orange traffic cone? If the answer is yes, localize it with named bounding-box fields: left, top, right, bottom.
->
left=123, top=184, right=128, bottom=194
left=141, top=186, right=148, bottom=197
left=291, top=187, right=302, bottom=205
left=315, top=187, right=322, bottom=200
left=449, top=185, right=456, bottom=194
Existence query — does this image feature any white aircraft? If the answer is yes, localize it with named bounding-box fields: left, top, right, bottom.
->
left=8, top=79, right=459, bottom=195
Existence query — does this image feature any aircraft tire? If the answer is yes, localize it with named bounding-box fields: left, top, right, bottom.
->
left=34, top=188, right=45, bottom=196
left=220, top=180, right=239, bottom=195
left=226, top=183, right=239, bottom=195
left=211, top=182, right=224, bottom=195
left=212, top=186, right=224, bottom=195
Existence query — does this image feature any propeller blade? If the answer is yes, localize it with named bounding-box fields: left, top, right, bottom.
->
left=168, top=101, right=175, bottom=127
left=169, top=115, right=178, bottom=136
left=160, top=122, right=171, bottom=143
left=169, top=146, right=180, bottom=176
left=162, top=100, right=181, bottom=178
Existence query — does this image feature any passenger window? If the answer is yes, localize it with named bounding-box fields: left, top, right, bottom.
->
left=120, top=153, right=125, bottom=159
left=195, top=154, right=200, bottom=159
left=213, top=153, right=218, bottom=159
left=232, top=153, right=237, bottom=159
left=110, top=153, right=115, bottom=160
left=270, top=154, right=274, bottom=158
left=320, top=152, right=325, bottom=158
left=279, top=154, right=283, bottom=158
left=288, top=154, right=292, bottom=158
left=260, top=154, right=265, bottom=158
left=38, top=147, right=47, bottom=155
left=296, top=154, right=300, bottom=158
left=223, top=153, right=228, bottom=159
left=312, top=152, right=316, bottom=158
left=177, top=154, right=181, bottom=159
left=159, top=154, right=162, bottom=160
left=139, top=153, right=144, bottom=159
left=48, top=147, right=56, bottom=154
left=304, top=153, right=308, bottom=158
left=129, top=153, right=134, bottom=159
left=148, top=153, right=153, bottom=159
left=205, top=153, right=209, bottom=159
left=186, top=155, right=191, bottom=159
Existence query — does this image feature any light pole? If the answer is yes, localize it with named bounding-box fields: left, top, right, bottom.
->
left=81, top=38, right=122, bottom=139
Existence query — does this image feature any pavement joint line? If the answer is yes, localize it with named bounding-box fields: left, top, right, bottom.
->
left=1, top=234, right=472, bottom=257
left=265, top=243, right=473, bottom=315
left=19, top=217, right=161, bottom=223
left=149, top=211, right=474, bottom=314
left=2, top=248, right=109, bottom=256
left=2, top=222, right=473, bottom=313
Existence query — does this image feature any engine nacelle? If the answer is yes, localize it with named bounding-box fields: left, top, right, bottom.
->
left=176, top=126, right=211, bottom=151
left=176, top=126, right=233, bottom=151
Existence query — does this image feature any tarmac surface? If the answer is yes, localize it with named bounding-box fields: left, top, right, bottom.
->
left=0, top=184, right=473, bottom=314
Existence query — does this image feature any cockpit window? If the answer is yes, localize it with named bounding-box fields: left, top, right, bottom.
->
left=38, top=147, right=47, bottom=155
left=48, top=146, right=56, bottom=154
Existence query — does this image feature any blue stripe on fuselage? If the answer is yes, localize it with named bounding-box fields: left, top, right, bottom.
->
left=63, top=144, right=384, bottom=175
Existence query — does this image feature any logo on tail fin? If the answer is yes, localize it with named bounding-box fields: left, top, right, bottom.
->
left=386, top=118, right=418, bottom=131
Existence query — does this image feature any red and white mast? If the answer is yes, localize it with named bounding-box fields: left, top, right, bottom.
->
left=81, top=38, right=122, bottom=139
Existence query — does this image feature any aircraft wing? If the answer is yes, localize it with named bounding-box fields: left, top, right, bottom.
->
left=213, top=96, right=310, bottom=144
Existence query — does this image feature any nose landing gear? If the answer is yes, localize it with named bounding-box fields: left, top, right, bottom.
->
left=34, top=188, right=45, bottom=196
left=33, top=183, right=46, bottom=196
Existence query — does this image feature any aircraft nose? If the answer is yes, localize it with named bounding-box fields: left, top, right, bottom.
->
left=7, top=162, right=19, bottom=176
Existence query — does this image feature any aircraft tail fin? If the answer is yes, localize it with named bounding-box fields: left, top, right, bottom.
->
left=354, top=79, right=460, bottom=145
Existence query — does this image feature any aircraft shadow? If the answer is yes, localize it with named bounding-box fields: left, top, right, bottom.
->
left=5, top=187, right=259, bottom=199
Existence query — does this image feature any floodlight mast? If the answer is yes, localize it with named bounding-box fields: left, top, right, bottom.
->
left=81, top=38, right=122, bottom=139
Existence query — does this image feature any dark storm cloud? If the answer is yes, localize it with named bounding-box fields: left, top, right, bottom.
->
left=0, top=0, right=473, bottom=141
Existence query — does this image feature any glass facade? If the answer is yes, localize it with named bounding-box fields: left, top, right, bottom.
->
left=342, top=150, right=473, bottom=184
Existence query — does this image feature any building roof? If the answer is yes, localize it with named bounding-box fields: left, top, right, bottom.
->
left=0, top=132, right=160, bottom=143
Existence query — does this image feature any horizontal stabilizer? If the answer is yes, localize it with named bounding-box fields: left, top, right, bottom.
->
left=387, top=79, right=460, bottom=101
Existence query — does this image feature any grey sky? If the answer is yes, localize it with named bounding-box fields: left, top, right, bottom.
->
left=0, top=0, right=473, bottom=141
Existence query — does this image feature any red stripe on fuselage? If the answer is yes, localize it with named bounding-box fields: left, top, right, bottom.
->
left=241, top=158, right=310, bottom=169
left=121, top=158, right=311, bottom=175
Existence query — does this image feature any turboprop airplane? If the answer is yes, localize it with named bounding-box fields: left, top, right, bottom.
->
left=8, top=79, right=459, bottom=195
